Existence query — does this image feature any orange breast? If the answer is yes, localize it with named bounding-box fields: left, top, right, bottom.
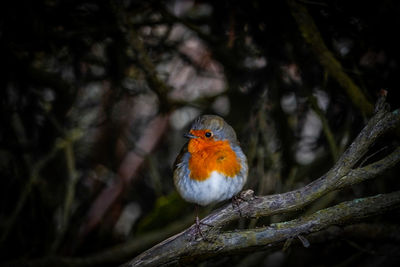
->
left=187, top=137, right=241, bottom=181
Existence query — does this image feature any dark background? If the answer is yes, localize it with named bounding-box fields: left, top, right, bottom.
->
left=1, top=0, right=400, bottom=266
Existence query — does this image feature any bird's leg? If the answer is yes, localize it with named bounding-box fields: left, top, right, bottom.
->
left=193, top=204, right=213, bottom=240
left=194, top=213, right=206, bottom=240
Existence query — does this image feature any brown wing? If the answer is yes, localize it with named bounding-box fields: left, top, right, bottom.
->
left=172, top=143, right=188, bottom=171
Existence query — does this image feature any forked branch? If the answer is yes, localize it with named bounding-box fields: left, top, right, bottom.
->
left=123, top=96, right=400, bottom=267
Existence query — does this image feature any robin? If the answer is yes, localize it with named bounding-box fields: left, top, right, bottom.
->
left=173, top=114, right=248, bottom=237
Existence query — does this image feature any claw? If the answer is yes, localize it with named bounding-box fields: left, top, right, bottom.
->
left=192, top=205, right=213, bottom=241
left=232, top=190, right=256, bottom=217
left=231, top=195, right=244, bottom=217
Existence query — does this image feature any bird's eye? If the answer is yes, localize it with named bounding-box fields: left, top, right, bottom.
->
left=205, top=132, right=212, bottom=138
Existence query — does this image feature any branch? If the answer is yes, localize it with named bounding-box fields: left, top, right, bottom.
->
left=124, top=191, right=400, bottom=266
left=5, top=98, right=399, bottom=267
left=201, top=106, right=399, bottom=227
left=122, top=101, right=399, bottom=266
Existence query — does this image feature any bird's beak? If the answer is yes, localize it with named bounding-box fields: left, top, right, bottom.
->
left=184, top=132, right=197, bottom=139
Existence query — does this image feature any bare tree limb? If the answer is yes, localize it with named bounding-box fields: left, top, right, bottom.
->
left=4, top=98, right=399, bottom=267
left=121, top=102, right=399, bottom=266
left=336, top=147, right=400, bottom=189
left=199, top=106, right=399, bottom=227
left=123, top=191, right=400, bottom=266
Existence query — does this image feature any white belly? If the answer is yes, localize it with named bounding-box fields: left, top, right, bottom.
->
left=176, top=171, right=245, bottom=206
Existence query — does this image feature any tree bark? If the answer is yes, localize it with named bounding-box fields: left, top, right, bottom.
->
left=122, top=98, right=400, bottom=266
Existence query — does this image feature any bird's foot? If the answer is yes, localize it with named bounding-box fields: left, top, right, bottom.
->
left=231, top=189, right=256, bottom=217
left=193, top=216, right=213, bottom=241
left=231, top=195, right=243, bottom=217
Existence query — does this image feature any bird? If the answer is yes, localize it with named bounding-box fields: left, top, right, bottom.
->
left=173, top=114, right=248, bottom=238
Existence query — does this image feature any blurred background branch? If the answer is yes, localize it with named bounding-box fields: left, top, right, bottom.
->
left=287, top=0, right=374, bottom=116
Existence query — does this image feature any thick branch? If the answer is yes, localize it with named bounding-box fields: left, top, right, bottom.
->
left=202, top=107, right=399, bottom=226
left=336, top=147, right=400, bottom=189
left=122, top=105, right=400, bottom=266
left=124, top=191, right=400, bottom=266
left=6, top=104, right=399, bottom=267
